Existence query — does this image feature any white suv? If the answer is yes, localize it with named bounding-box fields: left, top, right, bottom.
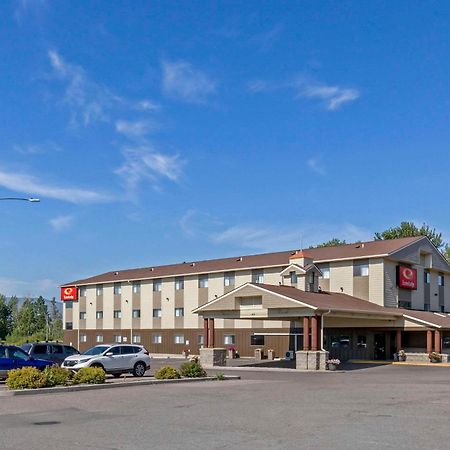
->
left=62, top=344, right=151, bottom=377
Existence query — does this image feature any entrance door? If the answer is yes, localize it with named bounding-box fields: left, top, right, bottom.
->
left=374, top=333, right=386, bottom=360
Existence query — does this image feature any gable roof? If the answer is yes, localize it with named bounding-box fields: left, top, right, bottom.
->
left=62, top=236, right=426, bottom=287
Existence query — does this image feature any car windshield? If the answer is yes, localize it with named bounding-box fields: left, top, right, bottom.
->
left=82, top=346, right=109, bottom=356
left=21, top=344, right=32, bottom=352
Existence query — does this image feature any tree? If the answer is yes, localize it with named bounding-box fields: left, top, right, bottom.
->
left=49, top=297, right=63, bottom=340
left=7, top=296, right=18, bottom=334
left=0, top=294, right=11, bottom=340
left=374, top=222, right=444, bottom=248
left=15, top=298, right=37, bottom=337
left=34, top=296, right=49, bottom=338
left=312, top=238, right=347, bottom=248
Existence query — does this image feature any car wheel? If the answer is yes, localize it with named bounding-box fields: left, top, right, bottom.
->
left=133, top=362, right=146, bottom=377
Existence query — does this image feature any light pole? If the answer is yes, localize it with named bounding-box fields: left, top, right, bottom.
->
left=0, top=197, right=40, bottom=202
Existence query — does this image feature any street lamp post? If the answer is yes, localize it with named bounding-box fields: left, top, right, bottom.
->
left=0, top=197, right=40, bottom=202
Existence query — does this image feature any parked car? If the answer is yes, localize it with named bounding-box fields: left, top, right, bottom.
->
left=0, top=345, right=54, bottom=379
left=21, top=342, right=79, bottom=365
left=62, top=344, right=150, bottom=377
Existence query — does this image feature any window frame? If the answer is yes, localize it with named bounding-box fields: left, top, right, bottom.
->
left=152, top=308, right=162, bottom=318
left=198, top=275, right=208, bottom=288
left=114, top=282, right=122, bottom=295
left=175, top=307, right=184, bottom=317
left=175, top=277, right=184, bottom=290
left=153, top=279, right=162, bottom=292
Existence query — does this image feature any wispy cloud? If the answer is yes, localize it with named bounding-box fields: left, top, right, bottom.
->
left=307, top=158, right=325, bottom=175
left=248, top=74, right=360, bottom=111
left=0, top=168, right=111, bottom=204
left=0, top=276, right=56, bottom=298
left=161, top=60, right=216, bottom=104
left=13, top=141, right=61, bottom=155
left=115, top=120, right=156, bottom=138
left=49, top=215, right=74, bottom=231
left=249, top=23, right=284, bottom=51
left=14, top=0, right=48, bottom=23
left=115, top=145, right=184, bottom=195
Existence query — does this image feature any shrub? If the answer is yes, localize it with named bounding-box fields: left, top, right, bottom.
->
left=179, top=360, right=207, bottom=378
left=6, top=367, right=47, bottom=390
left=216, top=372, right=225, bottom=381
left=72, top=367, right=106, bottom=385
left=154, top=366, right=181, bottom=380
left=44, top=366, right=72, bottom=387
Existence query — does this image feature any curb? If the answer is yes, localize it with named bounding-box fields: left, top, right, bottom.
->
left=206, top=366, right=344, bottom=373
left=0, top=375, right=240, bottom=397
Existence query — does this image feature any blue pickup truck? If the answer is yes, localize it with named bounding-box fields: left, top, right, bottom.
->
left=0, top=344, right=54, bottom=379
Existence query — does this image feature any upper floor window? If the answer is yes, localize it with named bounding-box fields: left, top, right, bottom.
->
left=290, top=271, right=298, bottom=285
left=438, top=274, right=445, bottom=286
left=198, top=275, right=208, bottom=288
left=65, top=322, right=73, bottom=330
left=224, top=272, right=235, bottom=287
left=96, top=284, right=103, bottom=296
left=424, top=271, right=431, bottom=284
left=175, top=277, right=184, bottom=290
left=96, top=311, right=103, bottom=320
left=132, top=281, right=141, bottom=294
left=153, top=279, right=162, bottom=292
left=65, top=301, right=73, bottom=309
left=114, top=283, right=122, bottom=295
left=113, top=310, right=122, bottom=319
left=79, top=286, right=87, bottom=297
left=252, top=270, right=264, bottom=284
left=320, top=265, right=330, bottom=279
left=132, top=309, right=141, bottom=318
left=175, top=307, right=184, bottom=317
left=79, top=312, right=86, bottom=320
left=308, top=272, right=315, bottom=284
left=354, top=261, right=369, bottom=277
left=153, top=308, right=162, bottom=318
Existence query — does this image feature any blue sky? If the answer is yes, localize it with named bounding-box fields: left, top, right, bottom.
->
left=1, top=0, right=450, bottom=299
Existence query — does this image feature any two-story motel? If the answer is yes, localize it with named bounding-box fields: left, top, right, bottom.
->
left=61, top=236, right=450, bottom=361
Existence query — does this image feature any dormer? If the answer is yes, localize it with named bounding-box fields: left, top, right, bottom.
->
left=289, top=250, right=314, bottom=267
left=280, top=251, right=322, bottom=292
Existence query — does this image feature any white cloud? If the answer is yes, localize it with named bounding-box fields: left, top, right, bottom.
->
left=49, top=215, right=74, bottom=231
left=115, top=120, right=156, bottom=138
left=0, top=277, right=56, bottom=298
left=115, top=145, right=184, bottom=194
left=247, top=80, right=271, bottom=93
left=307, top=158, right=325, bottom=175
left=14, top=0, right=48, bottom=23
left=0, top=168, right=111, bottom=204
left=136, top=100, right=160, bottom=111
left=161, top=60, right=216, bottom=104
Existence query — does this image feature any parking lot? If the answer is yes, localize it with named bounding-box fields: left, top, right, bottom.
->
left=1, top=363, right=450, bottom=449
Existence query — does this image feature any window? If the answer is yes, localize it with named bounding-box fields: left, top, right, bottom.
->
left=65, top=322, right=73, bottom=330
left=251, top=335, right=264, bottom=346
left=153, top=279, right=162, bottom=292
left=321, top=265, right=330, bottom=279
left=33, top=344, right=48, bottom=355
left=252, top=270, right=264, bottom=284
left=65, top=301, right=73, bottom=309
left=440, top=305, right=445, bottom=313
left=424, top=303, right=431, bottom=311
left=79, top=286, right=87, bottom=297
left=438, top=275, right=445, bottom=286
left=443, top=337, right=450, bottom=349
left=198, top=275, right=208, bottom=288
left=339, top=336, right=350, bottom=347
left=308, top=272, right=315, bottom=284
left=174, top=335, right=185, bottom=344
left=80, top=334, right=87, bottom=343
left=96, top=311, right=104, bottom=319
left=153, top=308, right=162, bottom=318
left=152, top=334, right=162, bottom=344
left=109, top=346, right=121, bottom=355
left=224, top=335, right=235, bottom=345
left=240, top=297, right=262, bottom=309
left=79, top=312, right=86, bottom=320
left=198, top=335, right=204, bottom=346
left=356, top=335, right=367, bottom=348
left=175, top=308, right=184, bottom=317
left=224, top=272, right=235, bottom=287
left=114, top=283, right=122, bottom=295
left=96, top=284, right=103, bottom=296
left=113, top=310, right=122, bottom=319
left=398, top=301, right=411, bottom=309
left=132, top=309, right=141, bottom=318
left=132, top=335, right=141, bottom=344
left=290, top=271, right=298, bottom=284
left=132, top=281, right=141, bottom=294
left=64, top=346, right=78, bottom=356
left=114, top=335, right=122, bottom=343
left=11, top=348, right=29, bottom=360
left=354, top=261, right=369, bottom=277
left=175, top=277, right=184, bottom=290
left=49, top=345, right=63, bottom=355
left=96, top=334, right=104, bottom=343
left=424, top=271, right=431, bottom=284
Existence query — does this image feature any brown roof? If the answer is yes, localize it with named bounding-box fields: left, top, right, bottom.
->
left=62, top=236, right=425, bottom=287
left=289, top=250, right=313, bottom=259
left=399, top=309, right=450, bottom=328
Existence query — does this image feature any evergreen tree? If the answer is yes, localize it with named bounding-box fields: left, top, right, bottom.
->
left=34, top=296, right=49, bottom=338
left=16, top=298, right=37, bottom=337
left=0, top=294, right=10, bottom=340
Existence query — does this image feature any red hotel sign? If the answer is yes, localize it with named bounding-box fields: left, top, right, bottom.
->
left=397, top=266, right=417, bottom=290
left=61, top=286, right=78, bottom=301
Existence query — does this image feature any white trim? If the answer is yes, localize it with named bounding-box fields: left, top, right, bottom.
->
left=254, top=332, right=302, bottom=336
left=403, top=314, right=441, bottom=329
left=279, top=264, right=306, bottom=276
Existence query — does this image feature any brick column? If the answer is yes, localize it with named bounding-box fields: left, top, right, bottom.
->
left=311, top=316, right=318, bottom=351
left=434, top=330, right=442, bottom=353
left=303, top=317, right=310, bottom=351
left=426, top=330, right=433, bottom=354
left=203, top=318, right=209, bottom=348
left=316, top=315, right=322, bottom=350
left=208, top=318, right=215, bottom=348
left=396, top=330, right=402, bottom=352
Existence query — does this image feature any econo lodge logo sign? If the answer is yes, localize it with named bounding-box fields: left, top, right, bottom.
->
left=397, top=266, right=417, bottom=290
left=61, top=286, right=79, bottom=301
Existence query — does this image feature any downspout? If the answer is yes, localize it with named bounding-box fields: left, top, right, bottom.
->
left=321, top=310, right=332, bottom=350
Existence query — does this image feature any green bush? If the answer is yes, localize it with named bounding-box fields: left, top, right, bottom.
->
left=72, top=367, right=106, bottom=385
left=44, top=365, right=72, bottom=387
left=215, top=372, right=225, bottom=381
left=6, top=367, right=47, bottom=390
left=154, top=366, right=181, bottom=380
left=179, top=360, right=207, bottom=378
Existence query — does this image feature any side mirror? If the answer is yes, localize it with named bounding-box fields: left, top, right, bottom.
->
left=105, top=352, right=113, bottom=356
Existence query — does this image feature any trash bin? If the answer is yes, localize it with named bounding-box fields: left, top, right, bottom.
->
left=255, top=348, right=265, bottom=361
left=267, top=349, right=275, bottom=360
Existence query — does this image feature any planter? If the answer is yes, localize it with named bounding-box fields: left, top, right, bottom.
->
left=327, top=363, right=337, bottom=371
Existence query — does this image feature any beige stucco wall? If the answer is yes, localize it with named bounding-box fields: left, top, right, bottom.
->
left=330, top=261, right=353, bottom=295
left=368, top=258, right=384, bottom=306
left=141, top=281, right=153, bottom=330
left=161, top=278, right=175, bottom=329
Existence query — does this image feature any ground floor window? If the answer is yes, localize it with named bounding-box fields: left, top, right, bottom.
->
left=80, top=334, right=87, bottom=343
left=356, top=335, right=367, bottom=348
left=224, top=335, right=235, bottom=345
left=250, top=335, right=264, bottom=346
left=174, top=335, right=185, bottom=344
left=331, top=335, right=351, bottom=348
left=152, top=334, right=162, bottom=344
left=132, top=335, right=141, bottom=344
left=443, top=337, right=450, bottom=348
left=96, top=334, right=103, bottom=343
left=114, top=335, right=122, bottom=343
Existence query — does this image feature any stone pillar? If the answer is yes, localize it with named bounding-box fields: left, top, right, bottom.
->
left=426, top=330, right=433, bottom=354
left=303, top=317, right=310, bottom=351
left=199, top=347, right=226, bottom=367
left=396, top=330, right=402, bottom=352
left=208, top=318, right=215, bottom=348
left=311, top=316, right=318, bottom=351
left=434, top=330, right=442, bottom=353
left=203, top=318, right=209, bottom=348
